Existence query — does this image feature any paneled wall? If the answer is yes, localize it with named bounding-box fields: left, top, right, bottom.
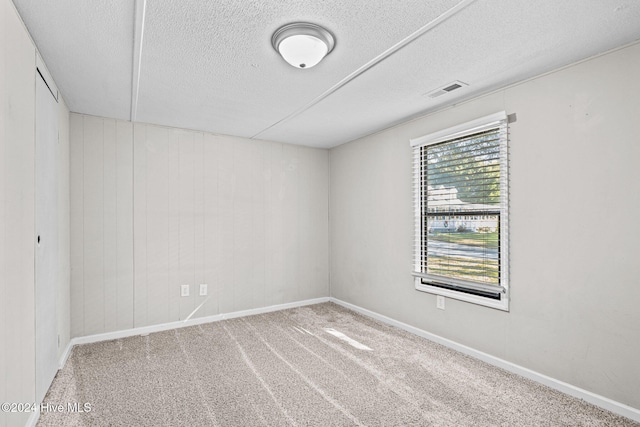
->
left=70, top=116, right=329, bottom=337
left=70, top=115, right=134, bottom=337
left=57, top=93, right=70, bottom=363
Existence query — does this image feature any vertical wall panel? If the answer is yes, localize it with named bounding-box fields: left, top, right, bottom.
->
left=5, top=14, right=36, bottom=415
left=178, top=131, right=196, bottom=320
left=297, top=147, right=313, bottom=301
left=145, top=126, right=170, bottom=325
left=308, top=148, right=330, bottom=299
left=69, top=114, right=84, bottom=337
left=282, top=144, right=300, bottom=303
left=217, top=137, right=235, bottom=313
left=251, top=142, right=268, bottom=309
left=167, top=130, right=181, bottom=320
left=1, top=1, right=36, bottom=424
left=57, top=98, right=71, bottom=359
left=133, top=123, right=148, bottom=327
left=102, top=119, right=117, bottom=332
left=116, top=121, right=134, bottom=330
left=0, top=5, right=7, bottom=425
left=233, top=139, right=256, bottom=311
left=202, top=134, right=220, bottom=317
left=193, top=132, right=206, bottom=317
left=82, top=116, right=104, bottom=334
left=265, top=143, right=284, bottom=306
left=298, top=148, right=329, bottom=300
left=70, top=114, right=134, bottom=337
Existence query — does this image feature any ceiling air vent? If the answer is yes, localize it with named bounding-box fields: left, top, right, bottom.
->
left=424, top=80, right=468, bottom=98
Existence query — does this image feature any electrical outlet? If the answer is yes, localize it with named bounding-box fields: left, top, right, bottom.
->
left=181, top=284, right=190, bottom=297
left=199, top=284, right=207, bottom=296
left=436, top=295, right=445, bottom=310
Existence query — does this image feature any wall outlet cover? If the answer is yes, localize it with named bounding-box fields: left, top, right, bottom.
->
left=199, top=284, right=207, bottom=296
left=181, top=284, right=189, bottom=297
left=436, top=295, right=445, bottom=310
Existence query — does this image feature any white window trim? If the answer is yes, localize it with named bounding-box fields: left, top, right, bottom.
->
left=410, top=112, right=510, bottom=311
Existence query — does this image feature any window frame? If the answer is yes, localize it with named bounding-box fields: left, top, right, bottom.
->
left=410, top=112, right=510, bottom=311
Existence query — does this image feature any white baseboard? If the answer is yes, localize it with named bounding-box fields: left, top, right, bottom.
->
left=329, top=297, right=640, bottom=423
left=25, top=407, right=40, bottom=427
left=58, top=340, right=74, bottom=369
left=67, top=297, right=330, bottom=347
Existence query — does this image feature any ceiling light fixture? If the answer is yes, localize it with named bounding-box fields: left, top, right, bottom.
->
left=272, top=22, right=335, bottom=69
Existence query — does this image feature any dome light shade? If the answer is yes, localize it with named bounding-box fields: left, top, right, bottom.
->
left=272, top=23, right=335, bottom=69
left=278, top=35, right=328, bottom=69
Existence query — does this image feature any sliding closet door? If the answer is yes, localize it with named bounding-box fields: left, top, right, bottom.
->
left=35, top=68, right=59, bottom=403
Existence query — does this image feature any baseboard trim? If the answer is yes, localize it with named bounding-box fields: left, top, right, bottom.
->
left=58, top=340, right=74, bottom=369
left=68, top=297, right=330, bottom=347
left=25, top=407, right=40, bottom=427
left=329, top=297, right=640, bottom=423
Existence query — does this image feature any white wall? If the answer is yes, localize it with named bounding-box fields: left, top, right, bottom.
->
left=330, top=42, right=640, bottom=409
left=0, top=2, right=36, bottom=425
left=1, top=0, right=71, bottom=425
left=70, top=116, right=329, bottom=337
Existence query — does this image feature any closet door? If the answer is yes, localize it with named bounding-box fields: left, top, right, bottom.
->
left=35, top=67, right=59, bottom=403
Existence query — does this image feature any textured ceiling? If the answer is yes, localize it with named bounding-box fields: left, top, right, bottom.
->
left=12, top=0, right=640, bottom=148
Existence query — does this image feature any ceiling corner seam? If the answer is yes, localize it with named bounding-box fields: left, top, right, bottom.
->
left=130, top=0, right=147, bottom=123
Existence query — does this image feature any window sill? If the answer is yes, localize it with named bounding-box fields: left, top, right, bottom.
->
left=415, top=277, right=509, bottom=311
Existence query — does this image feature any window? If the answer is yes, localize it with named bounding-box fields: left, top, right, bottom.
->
left=411, top=112, right=509, bottom=310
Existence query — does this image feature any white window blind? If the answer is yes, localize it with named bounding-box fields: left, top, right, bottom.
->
left=411, top=112, right=509, bottom=310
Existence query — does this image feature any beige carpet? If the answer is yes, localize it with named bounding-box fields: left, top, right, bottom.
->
left=39, top=302, right=637, bottom=426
